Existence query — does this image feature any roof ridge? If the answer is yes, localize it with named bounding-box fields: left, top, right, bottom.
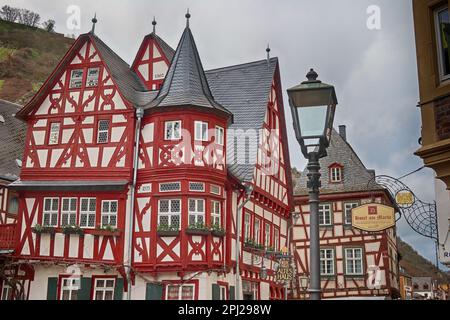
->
left=0, top=99, right=22, bottom=109
left=206, top=57, right=278, bottom=73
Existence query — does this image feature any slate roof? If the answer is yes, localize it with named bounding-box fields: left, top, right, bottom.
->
left=294, top=128, right=382, bottom=195
left=0, top=100, right=26, bottom=182
left=145, top=26, right=232, bottom=118
left=206, top=58, right=278, bottom=182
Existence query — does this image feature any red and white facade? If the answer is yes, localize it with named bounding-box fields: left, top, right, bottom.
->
left=0, top=17, right=294, bottom=300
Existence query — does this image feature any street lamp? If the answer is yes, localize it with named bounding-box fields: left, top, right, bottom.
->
left=298, top=274, right=310, bottom=300
left=287, top=68, right=338, bottom=301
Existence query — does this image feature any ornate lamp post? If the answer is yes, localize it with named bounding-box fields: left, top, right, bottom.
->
left=298, top=274, right=310, bottom=300
left=287, top=69, right=338, bottom=300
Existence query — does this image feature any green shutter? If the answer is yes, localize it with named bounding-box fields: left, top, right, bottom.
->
left=77, top=277, right=92, bottom=300
left=229, top=286, right=236, bottom=300
left=114, top=278, right=124, bottom=300
left=145, top=283, right=163, bottom=300
left=212, top=284, right=220, bottom=300
left=46, top=277, right=58, bottom=300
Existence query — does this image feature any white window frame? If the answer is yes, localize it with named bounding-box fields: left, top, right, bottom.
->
left=158, top=199, right=181, bottom=229
left=254, top=218, right=261, bottom=244
left=244, top=212, right=251, bottom=241
left=69, top=69, right=84, bottom=89
left=101, top=200, right=118, bottom=228
left=219, top=284, right=228, bottom=300
left=164, top=121, right=181, bottom=140
left=166, top=284, right=195, bottom=300
left=211, top=200, right=221, bottom=227
left=60, top=277, right=80, bottom=300
left=49, top=122, right=61, bottom=145
left=264, top=222, right=271, bottom=248
left=159, top=182, right=181, bottom=192
left=1, top=281, right=12, bottom=300
left=215, top=126, right=224, bottom=145
left=319, top=203, right=332, bottom=226
left=344, top=202, right=359, bottom=225
left=435, top=5, right=450, bottom=82
left=188, top=198, right=205, bottom=226
left=61, top=198, right=77, bottom=226
left=274, top=228, right=280, bottom=251
left=345, top=248, right=364, bottom=276
left=43, top=197, right=59, bottom=227
left=80, top=198, right=96, bottom=228
left=210, top=184, right=221, bottom=195
left=330, top=166, right=342, bottom=183
left=93, top=278, right=115, bottom=300
left=86, top=67, right=100, bottom=87
left=320, top=248, right=335, bottom=276
left=97, top=120, right=110, bottom=144
left=195, top=121, right=208, bottom=142
left=189, top=182, right=205, bottom=192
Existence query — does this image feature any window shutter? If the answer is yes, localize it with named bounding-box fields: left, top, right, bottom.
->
left=46, top=277, right=58, bottom=300
left=145, top=283, right=164, bottom=300
left=77, top=277, right=92, bottom=300
left=229, top=286, right=236, bottom=300
left=212, top=284, right=220, bottom=300
left=114, top=278, right=124, bottom=300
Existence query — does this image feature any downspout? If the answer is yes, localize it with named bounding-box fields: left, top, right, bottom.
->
left=126, top=107, right=144, bottom=300
left=235, top=182, right=253, bottom=300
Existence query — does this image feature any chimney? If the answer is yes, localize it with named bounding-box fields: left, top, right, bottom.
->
left=338, top=125, right=347, bottom=141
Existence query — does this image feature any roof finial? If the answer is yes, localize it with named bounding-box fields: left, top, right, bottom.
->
left=185, top=8, right=191, bottom=28
left=152, top=16, right=157, bottom=33
left=91, top=13, right=98, bottom=34
left=266, top=43, right=271, bottom=61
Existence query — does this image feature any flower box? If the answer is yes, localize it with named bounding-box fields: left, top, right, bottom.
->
left=91, top=229, right=122, bottom=237
left=31, top=226, right=56, bottom=235
left=186, top=228, right=210, bottom=236
left=157, top=230, right=180, bottom=237
left=62, top=227, right=84, bottom=236
left=211, top=230, right=226, bottom=237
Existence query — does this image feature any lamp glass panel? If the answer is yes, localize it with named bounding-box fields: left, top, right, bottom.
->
left=297, top=105, right=328, bottom=138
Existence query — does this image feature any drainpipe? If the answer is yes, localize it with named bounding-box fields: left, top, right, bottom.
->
left=125, top=107, right=144, bottom=300
left=235, top=182, right=253, bottom=300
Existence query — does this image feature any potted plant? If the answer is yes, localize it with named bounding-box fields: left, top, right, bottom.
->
left=157, top=224, right=180, bottom=237
left=62, top=225, right=84, bottom=236
left=186, top=222, right=211, bottom=236
left=254, top=243, right=265, bottom=251
left=210, top=223, right=225, bottom=237
left=91, top=224, right=122, bottom=237
left=31, top=224, right=56, bottom=235
left=244, top=238, right=256, bottom=249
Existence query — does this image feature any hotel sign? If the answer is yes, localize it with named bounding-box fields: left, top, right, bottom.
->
left=351, top=204, right=396, bottom=232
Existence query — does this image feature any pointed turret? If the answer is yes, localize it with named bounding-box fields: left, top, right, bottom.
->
left=145, top=11, right=232, bottom=120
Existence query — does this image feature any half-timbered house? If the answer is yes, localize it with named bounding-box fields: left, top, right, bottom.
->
left=291, top=126, right=400, bottom=300
left=3, top=13, right=293, bottom=300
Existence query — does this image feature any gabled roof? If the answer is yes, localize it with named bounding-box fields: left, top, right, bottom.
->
left=294, top=128, right=381, bottom=195
left=131, top=32, right=176, bottom=72
left=145, top=25, right=232, bottom=119
left=0, top=100, right=26, bottom=182
left=206, top=58, right=278, bottom=182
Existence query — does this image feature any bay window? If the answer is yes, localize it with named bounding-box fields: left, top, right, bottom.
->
left=195, top=121, right=208, bottom=141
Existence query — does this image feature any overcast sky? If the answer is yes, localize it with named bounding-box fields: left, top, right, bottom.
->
left=5, top=0, right=446, bottom=269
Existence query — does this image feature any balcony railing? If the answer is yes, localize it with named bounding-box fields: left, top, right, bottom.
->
left=0, top=224, right=16, bottom=250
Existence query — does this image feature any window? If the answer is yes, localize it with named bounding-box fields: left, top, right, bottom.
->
left=160, top=182, right=181, bottom=192
left=274, top=228, right=280, bottom=251
left=435, top=6, right=450, bottom=81
left=165, top=121, right=181, bottom=140
left=1, top=281, right=12, bottom=300
left=242, top=281, right=259, bottom=300
left=158, top=199, right=181, bottom=229
left=166, top=284, right=194, bottom=300
left=189, top=182, right=205, bottom=192
left=210, top=185, right=221, bottom=195
left=244, top=213, right=251, bottom=240
left=330, top=166, right=342, bottom=183
left=254, top=218, right=261, bottom=244
left=60, top=277, right=80, bottom=300
left=320, top=248, right=335, bottom=276
left=211, top=200, right=221, bottom=226
left=101, top=200, right=118, bottom=227
left=69, top=69, right=84, bottom=88
left=219, top=284, right=228, bottom=300
left=61, top=198, right=77, bottom=226
left=343, top=202, right=359, bottom=225
left=195, top=121, right=208, bottom=141
left=93, top=278, right=115, bottom=300
left=188, top=199, right=205, bottom=226
left=215, top=126, right=224, bottom=145
left=423, top=283, right=429, bottom=290
left=86, top=67, right=100, bottom=87
left=49, top=123, right=61, bottom=145
left=43, top=198, right=59, bottom=227
left=345, top=248, right=363, bottom=276
left=7, top=196, right=18, bottom=214
left=319, top=203, right=332, bottom=226
left=80, top=198, right=96, bottom=228
left=264, top=223, right=271, bottom=248
left=97, top=120, right=110, bottom=144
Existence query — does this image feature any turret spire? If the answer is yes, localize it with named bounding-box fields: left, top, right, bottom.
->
left=91, top=13, right=98, bottom=34
left=266, top=44, right=271, bottom=61
left=185, top=9, right=191, bottom=28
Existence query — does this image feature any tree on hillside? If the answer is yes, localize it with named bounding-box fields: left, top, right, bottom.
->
left=0, top=5, right=21, bottom=22
left=43, top=19, right=55, bottom=33
left=18, top=9, right=40, bottom=27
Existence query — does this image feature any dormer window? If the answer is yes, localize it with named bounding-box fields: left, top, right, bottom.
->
left=329, top=163, right=343, bottom=183
left=69, top=69, right=84, bottom=89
